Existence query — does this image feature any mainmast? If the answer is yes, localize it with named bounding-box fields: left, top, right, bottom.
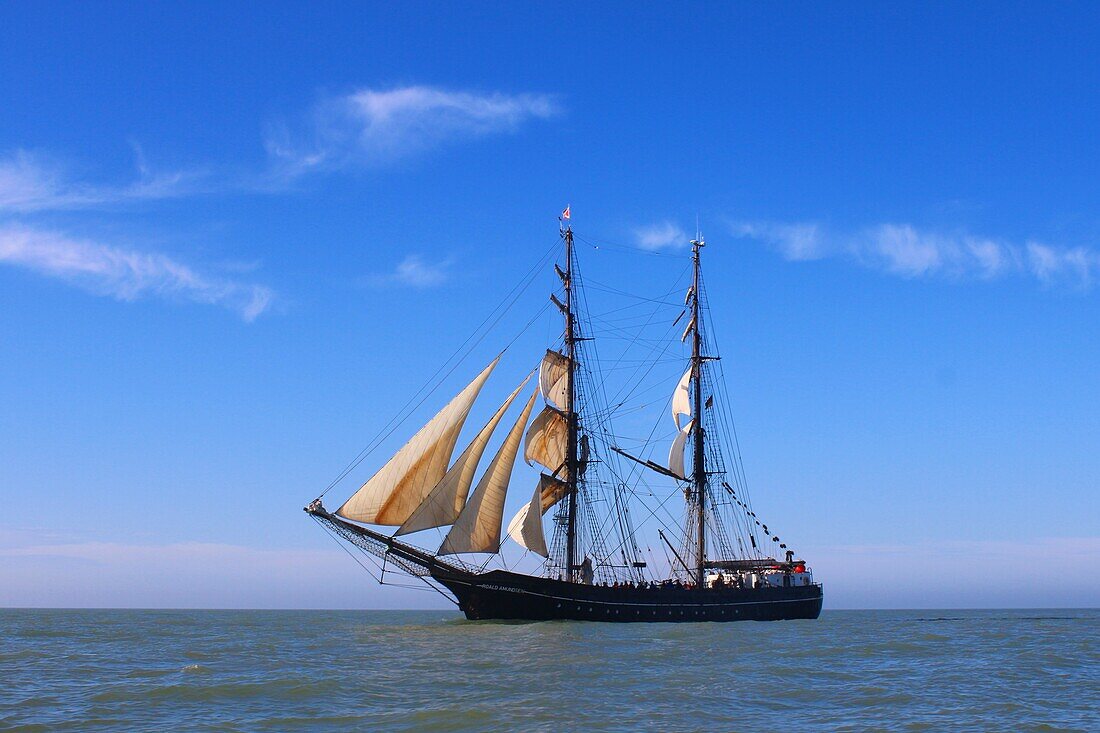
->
left=562, top=223, right=580, bottom=582
left=690, top=236, right=706, bottom=585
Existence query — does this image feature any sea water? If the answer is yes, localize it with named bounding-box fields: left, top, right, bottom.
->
left=2, top=609, right=1096, bottom=732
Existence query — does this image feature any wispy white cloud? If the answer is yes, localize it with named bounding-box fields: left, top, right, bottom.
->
left=5, top=86, right=561, bottom=206
left=0, top=149, right=205, bottom=212
left=0, top=224, right=273, bottom=320
left=1025, top=240, right=1098, bottom=286
left=730, top=221, right=823, bottom=261
left=367, top=253, right=451, bottom=289
left=731, top=220, right=1100, bottom=288
left=633, top=221, right=688, bottom=251
left=266, top=85, right=561, bottom=174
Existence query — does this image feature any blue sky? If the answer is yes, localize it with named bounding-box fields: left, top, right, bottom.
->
left=1, top=2, right=1097, bottom=609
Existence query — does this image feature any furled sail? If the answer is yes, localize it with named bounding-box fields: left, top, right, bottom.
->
left=681, top=316, right=696, bottom=343
left=396, top=376, right=530, bottom=535
left=668, top=419, right=693, bottom=479
left=671, top=366, right=692, bottom=429
left=524, top=406, right=569, bottom=475
left=438, top=390, right=539, bottom=555
left=336, top=358, right=499, bottom=525
left=506, top=486, right=549, bottom=557
left=539, top=349, right=571, bottom=410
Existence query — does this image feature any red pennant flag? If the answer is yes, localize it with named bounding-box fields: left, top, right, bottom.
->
left=561, top=205, right=571, bottom=220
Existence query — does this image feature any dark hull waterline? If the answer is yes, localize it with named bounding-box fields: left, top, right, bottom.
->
left=433, top=568, right=823, bottom=623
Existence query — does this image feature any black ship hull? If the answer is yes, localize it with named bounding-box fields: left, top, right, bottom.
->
left=433, top=567, right=823, bottom=623
left=310, top=509, right=822, bottom=623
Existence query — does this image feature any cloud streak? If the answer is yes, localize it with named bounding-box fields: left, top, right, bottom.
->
left=0, top=149, right=205, bottom=213
left=367, top=254, right=451, bottom=289
left=266, top=85, right=560, bottom=174
left=0, top=224, right=273, bottom=320
left=4, top=86, right=562, bottom=207
left=732, top=220, right=1100, bottom=288
left=634, top=221, right=688, bottom=251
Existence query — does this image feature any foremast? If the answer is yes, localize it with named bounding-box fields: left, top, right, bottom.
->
left=690, top=236, right=707, bottom=584
left=561, top=223, right=581, bottom=583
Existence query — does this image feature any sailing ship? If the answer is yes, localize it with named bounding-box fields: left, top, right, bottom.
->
left=306, top=216, right=822, bottom=622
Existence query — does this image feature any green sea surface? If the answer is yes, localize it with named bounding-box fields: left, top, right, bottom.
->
left=2, top=609, right=1096, bottom=732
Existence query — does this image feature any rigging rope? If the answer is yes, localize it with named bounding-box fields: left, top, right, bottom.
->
left=317, top=241, right=558, bottom=498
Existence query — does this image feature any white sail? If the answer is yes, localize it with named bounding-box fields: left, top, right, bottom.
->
left=336, top=358, right=499, bottom=526
left=668, top=419, right=693, bottom=479
left=524, top=405, right=568, bottom=474
left=671, top=366, right=692, bottom=429
left=539, top=350, right=571, bottom=410
left=506, top=485, right=549, bottom=557
left=439, top=390, right=538, bottom=555
left=506, top=473, right=566, bottom=557
left=396, top=376, right=529, bottom=535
